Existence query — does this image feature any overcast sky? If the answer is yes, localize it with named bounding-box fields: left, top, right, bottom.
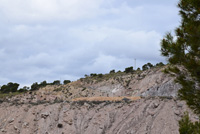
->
left=0, top=0, right=180, bottom=87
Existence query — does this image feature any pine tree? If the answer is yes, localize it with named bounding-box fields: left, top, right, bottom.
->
left=161, top=0, right=200, bottom=114
left=179, top=113, right=200, bottom=134
left=160, top=0, right=200, bottom=133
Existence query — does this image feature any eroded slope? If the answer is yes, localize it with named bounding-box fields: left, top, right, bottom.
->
left=0, top=98, right=196, bottom=134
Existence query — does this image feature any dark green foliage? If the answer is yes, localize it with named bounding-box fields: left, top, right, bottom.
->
left=30, top=81, right=48, bottom=91
left=160, top=0, right=200, bottom=132
left=162, top=68, right=169, bottom=74
left=142, top=63, right=154, bottom=71
left=142, top=64, right=148, bottom=71
left=63, top=80, right=71, bottom=85
left=40, top=81, right=47, bottom=87
left=147, top=63, right=153, bottom=68
left=0, top=82, right=19, bottom=93
left=30, top=82, right=39, bottom=91
left=82, top=87, right=86, bottom=91
left=97, top=73, right=103, bottom=78
left=18, top=88, right=27, bottom=93
left=109, top=70, right=115, bottom=74
left=0, top=85, right=7, bottom=93
left=18, top=86, right=29, bottom=93
left=168, top=66, right=180, bottom=73
left=160, top=0, right=200, bottom=114
left=90, top=73, right=97, bottom=77
left=162, top=66, right=181, bottom=76
left=124, top=66, right=134, bottom=73
left=84, top=74, right=89, bottom=78
left=155, top=62, right=165, bottom=67
left=176, top=75, right=200, bottom=114
left=179, top=113, right=200, bottom=134
left=52, top=80, right=61, bottom=85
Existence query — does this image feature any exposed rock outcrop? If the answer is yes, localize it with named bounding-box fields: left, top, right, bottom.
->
left=2, top=67, right=181, bottom=104
left=0, top=98, right=196, bottom=134
left=0, top=66, right=192, bottom=134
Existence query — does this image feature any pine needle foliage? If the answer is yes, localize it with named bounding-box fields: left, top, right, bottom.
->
left=160, top=0, right=200, bottom=133
left=161, top=0, right=200, bottom=114
left=179, top=113, right=200, bottom=134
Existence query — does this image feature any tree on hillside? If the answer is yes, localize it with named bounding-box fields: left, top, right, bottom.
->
left=142, top=64, right=148, bottom=71
left=124, top=66, right=134, bottom=73
left=18, top=86, right=29, bottom=93
left=30, top=80, right=50, bottom=91
left=52, top=80, right=61, bottom=85
left=31, top=82, right=39, bottom=91
left=63, top=80, right=71, bottom=85
left=109, top=69, right=115, bottom=74
left=160, top=0, right=200, bottom=132
left=155, top=62, right=165, bottom=67
left=40, top=81, right=47, bottom=87
left=90, top=73, right=97, bottom=77
left=9, top=82, right=19, bottom=92
left=161, top=0, right=200, bottom=113
left=0, top=82, right=19, bottom=93
left=147, top=63, right=153, bottom=68
left=142, top=63, right=154, bottom=71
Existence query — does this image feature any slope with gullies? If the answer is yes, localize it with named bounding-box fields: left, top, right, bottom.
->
left=3, top=66, right=180, bottom=104
left=0, top=65, right=197, bottom=134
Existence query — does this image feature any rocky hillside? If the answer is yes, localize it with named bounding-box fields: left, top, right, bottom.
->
left=0, top=98, right=197, bottom=134
left=0, top=66, right=196, bottom=134
left=3, top=66, right=181, bottom=104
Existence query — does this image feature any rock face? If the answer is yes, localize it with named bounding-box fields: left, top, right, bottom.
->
left=4, top=67, right=181, bottom=104
left=77, top=67, right=181, bottom=98
left=141, top=79, right=181, bottom=97
left=0, top=98, right=195, bottom=134
left=0, top=66, right=193, bottom=134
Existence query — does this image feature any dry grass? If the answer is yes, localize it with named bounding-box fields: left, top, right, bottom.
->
left=0, top=92, right=24, bottom=99
left=72, top=96, right=141, bottom=102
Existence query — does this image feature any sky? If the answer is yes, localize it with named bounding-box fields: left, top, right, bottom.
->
left=0, top=0, right=180, bottom=87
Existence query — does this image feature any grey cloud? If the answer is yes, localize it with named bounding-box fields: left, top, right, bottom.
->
left=0, top=0, right=179, bottom=86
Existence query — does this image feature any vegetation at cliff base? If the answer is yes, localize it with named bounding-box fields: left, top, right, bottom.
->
left=179, top=113, right=200, bottom=134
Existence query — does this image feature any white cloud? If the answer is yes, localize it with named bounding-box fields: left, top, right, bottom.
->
left=81, top=53, right=136, bottom=74
left=69, top=26, right=162, bottom=59
left=0, top=0, right=106, bottom=22
left=0, top=0, right=179, bottom=86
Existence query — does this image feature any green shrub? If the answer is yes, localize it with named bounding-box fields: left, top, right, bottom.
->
left=18, top=87, right=28, bottom=93
left=30, top=82, right=39, bottom=91
left=124, top=66, right=134, bottom=73
left=0, top=82, right=20, bottom=93
left=156, top=62, right=165, bottom=67
left=109, top=70, right=115, bottom=74
left=179, top=113, right=200, bottom=134
left=142, top=63, right=154, bottom=71
left=97, top=73, right=103, bottom=78
left=142, top=64, right=148, bottom=71
left=52, top=80, right=61, bottom=85
left=90, top=73, right=97, bottom=77
left=63, top=80, right=71, bottom=85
